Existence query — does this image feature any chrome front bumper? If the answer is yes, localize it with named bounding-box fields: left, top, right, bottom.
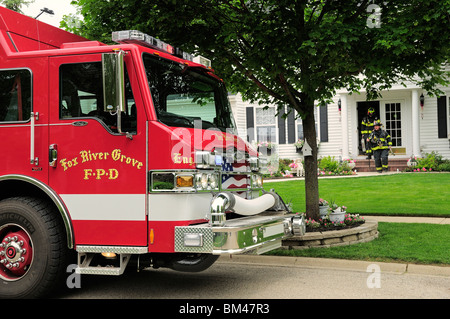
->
left=174, top=213, right=305, bottom=255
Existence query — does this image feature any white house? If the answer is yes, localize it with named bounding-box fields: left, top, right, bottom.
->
left=229, top=74, right=450, bottom=170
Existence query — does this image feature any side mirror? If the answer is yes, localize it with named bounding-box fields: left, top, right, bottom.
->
left=102, top=51, right=126, bottom=113
left=102, top=51, right=131, bottom=138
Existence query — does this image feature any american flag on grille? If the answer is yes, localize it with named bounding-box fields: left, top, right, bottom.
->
left=221, top=158, right=248, bottom=190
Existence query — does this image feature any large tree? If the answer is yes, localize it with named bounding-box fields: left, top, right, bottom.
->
left=0, top=0, right=33, bottom=13
left=69, top=0, right=449, bottom=219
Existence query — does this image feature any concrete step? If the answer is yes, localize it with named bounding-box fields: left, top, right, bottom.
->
left=355, top=158, right=408, bottom=172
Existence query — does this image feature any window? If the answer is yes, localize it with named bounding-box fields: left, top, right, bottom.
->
left=385, top=102, right=402, bottom=146
left=438, top=95, right=449, bottom=139
left=59, top=62, right=136, bottom=133
left=143, top=54, right=235, bottom=132
left=296, top=119, right=304, bottom=140
left=255, top=107, right=276, bottom=143
left=296, top=108, right=319, bottom=142
left=0, top=69, right=32, bottom=122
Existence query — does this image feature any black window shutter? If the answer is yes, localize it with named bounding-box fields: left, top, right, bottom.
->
left=320, top=103, right=329, bottom=142
left=277, top=107, right=286, bottom=144
left=287, top=110, right=296, bottom=144
left=437, top=96, right=447, bottom=138
left=246, top=107, right=255, bottom=142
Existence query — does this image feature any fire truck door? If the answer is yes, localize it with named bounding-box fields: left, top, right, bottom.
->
left=0, top=65, right=48, bottom=181
left=48, top=54, right=148, bottom=247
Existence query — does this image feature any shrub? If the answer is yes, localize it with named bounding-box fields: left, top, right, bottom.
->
left=319, top=156, right=340, bottom=172
left=409, top=151, right=450, bottom=172
left=318, top=156, right=355, bottom=176
left=416, top=151, right=441, bottom=169
left=437, top=161, right=450, bottom=172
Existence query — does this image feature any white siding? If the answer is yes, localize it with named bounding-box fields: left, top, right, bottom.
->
left=318, top=98, right=343, bottom=160
left=228, top=93, right=248, bottom=140
left=229, top=69, right=450, bottom=161
left=420, top=90, right=450, bottom=159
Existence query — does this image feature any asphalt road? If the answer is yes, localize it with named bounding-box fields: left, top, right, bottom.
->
left=58, top=255, right=449, bottom=301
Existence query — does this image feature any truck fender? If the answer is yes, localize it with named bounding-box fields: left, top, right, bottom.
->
left=0, top=175, right=74, bottom=249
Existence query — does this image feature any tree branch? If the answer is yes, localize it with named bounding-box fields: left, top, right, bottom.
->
left=226, top=52, right=287, bottom=102
left=277, top=73, right=304, bottom=113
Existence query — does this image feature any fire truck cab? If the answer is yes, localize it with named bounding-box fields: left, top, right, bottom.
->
left=0, top=7, right=304, bottom=298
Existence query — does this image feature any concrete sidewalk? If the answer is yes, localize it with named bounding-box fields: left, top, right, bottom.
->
left=264, top=171, right=399, bottom=183
left=363, top=215, right=450, bottom=224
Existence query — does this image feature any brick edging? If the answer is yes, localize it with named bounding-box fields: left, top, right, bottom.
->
left=282, top=220, right=379, bottom=249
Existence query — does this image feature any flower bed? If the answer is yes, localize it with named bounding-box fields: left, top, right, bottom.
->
left=282, top=219, right=378, bottom=249
left=305, top=214, right=365, bottom=232
left=404, top=151, right=450, bottom=172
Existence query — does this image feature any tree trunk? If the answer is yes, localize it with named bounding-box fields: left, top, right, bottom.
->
left=302, top=102, right=320, bottom=221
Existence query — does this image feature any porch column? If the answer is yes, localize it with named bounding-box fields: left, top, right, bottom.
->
left=340, top=94, right=349, bottom=159
left=411, top=89, right=421, bottom=157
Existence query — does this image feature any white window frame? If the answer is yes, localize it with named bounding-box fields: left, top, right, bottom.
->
left=254, top=106, right=277, bottom=143
left=384, top=101, right=403, bottom=147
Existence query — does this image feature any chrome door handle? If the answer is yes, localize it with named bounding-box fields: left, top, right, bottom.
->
left=49, top=144, right=57, bottom=167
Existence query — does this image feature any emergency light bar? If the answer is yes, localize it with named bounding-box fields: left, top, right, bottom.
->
left=112, top=30, right=193, bottom=61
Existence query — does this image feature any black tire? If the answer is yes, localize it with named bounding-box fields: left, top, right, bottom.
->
left=0, top=197, right=68, bottom=298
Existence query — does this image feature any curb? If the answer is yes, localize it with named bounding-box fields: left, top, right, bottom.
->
left=217, top=255, right=450, bottom=277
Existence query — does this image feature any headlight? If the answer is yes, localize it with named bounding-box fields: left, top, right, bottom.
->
left=256, top=175, right=263, bottom=188
left=150, top=170, right=220, bottom=192
left=195, top=174, right=203, bottom=189
left=196, top=172, right=220, bottom=190
left=209, top=173, right=219, bottom=189
left=201, top=173, right=209, bottom=189
left=251, top=174, right=263, bottom=188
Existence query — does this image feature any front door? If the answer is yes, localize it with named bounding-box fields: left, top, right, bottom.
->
left=48, top=53, right=148, bottom=247
left=357, top=101, right=380, bottom=155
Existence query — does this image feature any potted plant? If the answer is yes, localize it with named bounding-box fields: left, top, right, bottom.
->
left=294, top=139, right=304, bottom=153
left=329, top=203, right=346, bottom=223
left=319, top=198, right=329, bottom=218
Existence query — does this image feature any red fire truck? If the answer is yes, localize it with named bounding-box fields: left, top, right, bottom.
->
left=0, top=7, right=304, bottom=298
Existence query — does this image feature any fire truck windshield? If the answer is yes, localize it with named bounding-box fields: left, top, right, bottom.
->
left=143, top=53, right=236, bottom=132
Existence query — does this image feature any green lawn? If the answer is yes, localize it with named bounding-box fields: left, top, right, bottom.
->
left=263, top=173, right=450, bottom=265
left=270, top=222, right=450, bottom=265
left=264, top=173, right=450, bottom=217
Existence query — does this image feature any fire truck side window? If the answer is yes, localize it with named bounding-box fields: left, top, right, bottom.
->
left=0, top=69, right=32, bottom=122
left=59, top=62, right=137, bottom=134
